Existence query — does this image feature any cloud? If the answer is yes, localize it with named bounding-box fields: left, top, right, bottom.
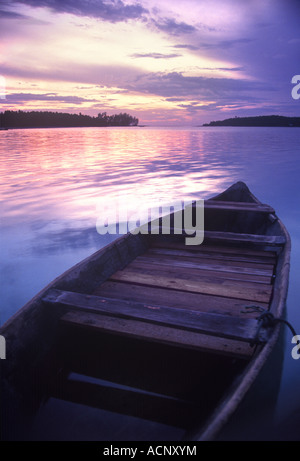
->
left=177, top=102, right=218, bottom=111
left=128, top=71, right=275, bottom=115
left=0, top=8, right=28, bottom=19
left=172, top=44, right=199, bottom=50
left=2, top=0, right=299, bottom=122
left=216, top=67, right=244, bottom=72
left=130, top=52, right=181, bottom=59
left=132, top=71, right=269, bottom=100
left=0, top=5, right=50, bottom=30
left=152, top=18, right=196, bottom=36
left=7, top=0, right=148, bottom=22
left=196, top=66, right=245, bottom=72
left=288, top=38, right=300, bottom=45
left=165, top=97, right=187, bottom=102
left=4, top=92, right=97, bottom=104
left=1, top=62, right=142, bottom=87
left=198, top=38, right=254, bottom=50
left=75, top=85, right=96, bottom=90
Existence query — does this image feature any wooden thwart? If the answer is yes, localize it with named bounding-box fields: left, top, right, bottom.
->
left=151, top=231, right=284, bottom=246
left=61, top=310, right=254, bottom=358
left=204, top=231, right=285, bottom=246
left=136, top=253, right=274, bottom=278
left=127, top=260, right=271, bottom=284
left=44, top=289, right=271, bottom=344
left=110, top=270, right=272, bottom=303
left=146, top=248, right=275, bottom=272
left=204, top=200, right=275, bottom=213
left=93, top=280, right=267, bottom=318
left=150, top=240, right=277, bottom=262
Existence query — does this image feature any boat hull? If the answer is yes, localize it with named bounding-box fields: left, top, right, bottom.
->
left=0, top=182, right=291, bottom=441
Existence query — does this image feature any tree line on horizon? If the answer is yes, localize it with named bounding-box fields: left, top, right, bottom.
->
left=0, top=110, right=139, bottom=128
left=203, top=115, right=300, bottom=127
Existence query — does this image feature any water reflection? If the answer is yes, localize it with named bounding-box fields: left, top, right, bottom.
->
left=1, top=127, right=238, bottom=230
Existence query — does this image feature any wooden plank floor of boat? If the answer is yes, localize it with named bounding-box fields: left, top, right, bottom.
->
left=54, top=239, right=278, bottom=360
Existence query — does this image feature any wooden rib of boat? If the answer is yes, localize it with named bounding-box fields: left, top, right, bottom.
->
left=0, top=182, right=291, bottom=441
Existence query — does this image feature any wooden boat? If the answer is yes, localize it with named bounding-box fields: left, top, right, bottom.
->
left=0, top=182, right=291, bottom=441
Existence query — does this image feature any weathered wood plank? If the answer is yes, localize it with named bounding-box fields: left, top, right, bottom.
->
left=61, top=310, right=254, bottom=358
left=93, top=281, right=266, bottom=318
left=44, top=289, right=271, bottom=343
left=204, top=231, right=286, bottom=246
left=134, top=255, right=273, bottom=279
left=204, top=200, right=275, bottom=213
left=50, top=376, right=201, bottom=429
left=150, top=231, right=284, bottom=246
left=110, top=270, right=272, bottom=303
left=150, top=239, right=277, bottom=262
left=146, top=248, right=274, bottom=273
left=127, top=260, right=271, bottom=284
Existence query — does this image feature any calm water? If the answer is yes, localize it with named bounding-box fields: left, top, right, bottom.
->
left=1, top=126, right=300, bottom=438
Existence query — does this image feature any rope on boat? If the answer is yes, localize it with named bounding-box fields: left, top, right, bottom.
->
left=241, top=305, right=300, bottom=350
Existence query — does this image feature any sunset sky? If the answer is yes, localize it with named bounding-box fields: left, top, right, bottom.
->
left=0, top=0, right=299, bottom=125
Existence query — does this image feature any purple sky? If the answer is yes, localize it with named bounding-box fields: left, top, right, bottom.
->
left=0, top=0, right=299, bottom=125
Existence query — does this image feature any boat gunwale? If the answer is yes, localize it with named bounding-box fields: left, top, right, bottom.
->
left=0, top=232, right=147, bottom=334
left=190, top=187, right=291, bottom=441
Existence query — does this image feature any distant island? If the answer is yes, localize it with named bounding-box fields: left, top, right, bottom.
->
left=203, top=115, right=300, bottom=127
left=0, top=110, right=139, bottom=129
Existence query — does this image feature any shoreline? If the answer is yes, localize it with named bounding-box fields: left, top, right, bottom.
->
left=0, top=125, right=143, bottom=130
left=202, top=115, right=300, bottom=128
